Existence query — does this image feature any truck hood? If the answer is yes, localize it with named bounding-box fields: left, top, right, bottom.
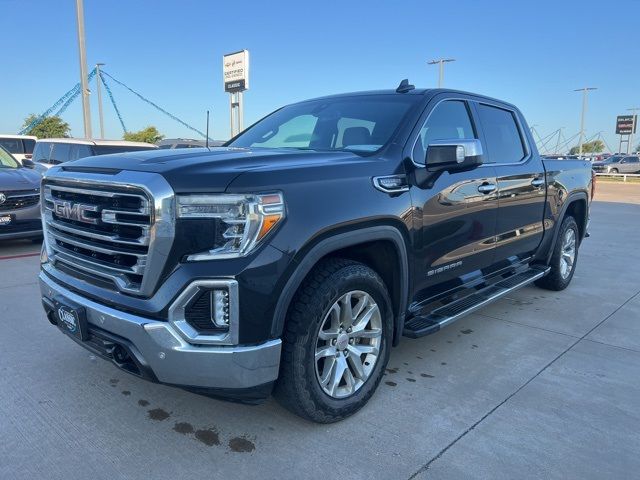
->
left=0, top=167, right=41, bottom=191
left=61, top=147, right=371, bottom=192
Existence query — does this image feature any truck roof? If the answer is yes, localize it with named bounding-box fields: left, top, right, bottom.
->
left=0, top=134, right=38, bottom=140
left=295, top=87, right=519, bottom=111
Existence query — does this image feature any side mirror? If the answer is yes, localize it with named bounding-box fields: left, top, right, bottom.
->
left=425, top=139, right=483, bottom=173
left=21, top=158, right=35, bottom=169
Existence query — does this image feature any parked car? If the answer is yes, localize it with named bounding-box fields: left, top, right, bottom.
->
left=591, top=155, right=640, bottom=174
left=32, top=138, right=158, bottom=174
left=38, top=82, right=593, bottom=422
left=0, top=134, right=37, bottom=165
left=0, top=145, right=42, bottom=241
left=157, top=138, right=225, bottom=149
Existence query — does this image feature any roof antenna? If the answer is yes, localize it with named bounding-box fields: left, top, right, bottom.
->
left=205, top=110, right=210, bottom=148
left=396, top=79, right=415, bottom=93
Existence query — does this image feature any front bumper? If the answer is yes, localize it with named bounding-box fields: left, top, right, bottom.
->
left=0, top=203, right=41, bottom=240
left=39, top=272, right=282, bottom=394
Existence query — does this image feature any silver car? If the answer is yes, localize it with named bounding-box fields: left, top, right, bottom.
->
left=592, top=155, right=640, bottom=174
left=0, top=145, right=42, bottom=241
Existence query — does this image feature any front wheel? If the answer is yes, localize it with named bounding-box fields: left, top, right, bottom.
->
left=274, top=259, right=393, bottom=423
left=535, top=215, right=579, bottom=291
left=610, top=168, right=619, bottom=174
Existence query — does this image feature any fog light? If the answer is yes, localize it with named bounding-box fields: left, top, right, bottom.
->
left=211, top=290, right=230, bottom=327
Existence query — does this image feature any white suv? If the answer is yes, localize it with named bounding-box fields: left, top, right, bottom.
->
left=0, top=135, right=37, bottom=165
left=32, top=138, right=158, bottom=174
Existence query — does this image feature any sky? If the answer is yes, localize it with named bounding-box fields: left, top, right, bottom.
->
left=1, top=0, right=636, bottom=152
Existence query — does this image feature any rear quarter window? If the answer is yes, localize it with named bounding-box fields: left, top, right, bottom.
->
left=23, top=139, right=36, bottom=154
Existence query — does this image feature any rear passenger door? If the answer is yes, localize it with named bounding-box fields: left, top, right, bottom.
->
left=474, top=102, right=546, bottom=263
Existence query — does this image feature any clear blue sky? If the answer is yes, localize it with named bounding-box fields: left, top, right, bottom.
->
left=1, top=0, right=636, bottom=151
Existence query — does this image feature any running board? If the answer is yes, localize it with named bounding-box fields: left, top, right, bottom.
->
left=402, top=266, right=550, bottom=338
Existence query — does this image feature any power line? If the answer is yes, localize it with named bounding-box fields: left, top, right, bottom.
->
left=101, top=70, right=209, bottom=140
left=98, top=71, right=127, bottom=134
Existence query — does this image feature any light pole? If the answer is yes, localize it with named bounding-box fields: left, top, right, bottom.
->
left=574, top=87, right=597, bottom=156
left=96, top=63, right=105, bottom=139
left=75, top=0, right=92, bottom=138
left=627, top=107, right=640, bottom=154
left=428, top=58, right=456, bottom=88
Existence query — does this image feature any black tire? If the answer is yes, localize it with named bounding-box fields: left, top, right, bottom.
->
left=610, top=168, right=618, bottom=174
left=535, top=215, right=579, bottom=291
left=274, top=258, right=393, bottom=423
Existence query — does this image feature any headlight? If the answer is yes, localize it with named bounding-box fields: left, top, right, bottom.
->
left=176, top=192, right=285, bottom=261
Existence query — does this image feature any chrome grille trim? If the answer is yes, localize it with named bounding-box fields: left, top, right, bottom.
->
left=41, top=168, right=175, bottom=297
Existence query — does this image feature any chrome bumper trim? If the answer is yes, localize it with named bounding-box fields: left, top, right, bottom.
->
left=40, top=272, right=281, bottom=389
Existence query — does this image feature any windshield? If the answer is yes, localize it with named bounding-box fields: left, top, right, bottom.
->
left=228, top=95, right=419, bottom=153
left=0, top=146, right=20, bottom=168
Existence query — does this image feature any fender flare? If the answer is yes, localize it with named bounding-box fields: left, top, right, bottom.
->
left=545, top=191, right=588, bottom=264
left=271, top=225, right=410, bottom=345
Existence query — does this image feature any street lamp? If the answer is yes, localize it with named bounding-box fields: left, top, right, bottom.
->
left=574, top=87, right=597, bottom=156
left=428, top=58, right=456, bottom=88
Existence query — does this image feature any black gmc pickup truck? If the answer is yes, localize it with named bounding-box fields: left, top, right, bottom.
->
left=39, top=81, right=593, bottom=423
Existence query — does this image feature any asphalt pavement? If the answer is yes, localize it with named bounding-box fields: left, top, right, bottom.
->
left=1, top=182, right=639, bottom=480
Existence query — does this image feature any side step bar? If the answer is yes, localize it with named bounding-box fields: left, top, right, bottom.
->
left=402, top=266, right=550, bottom=338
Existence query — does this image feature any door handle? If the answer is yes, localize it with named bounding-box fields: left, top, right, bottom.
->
left=477, top=183, right=497, bottom=194
left=531, top=177, right=545, bottom=188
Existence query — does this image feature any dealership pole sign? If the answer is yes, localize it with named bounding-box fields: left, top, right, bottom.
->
left=224, top=50, right=249, bottom=138
left=223, top=50, right=249, bottom=93
left=616, top=115, right=637, bottom=135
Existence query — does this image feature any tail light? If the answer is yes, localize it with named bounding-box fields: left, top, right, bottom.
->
left=591, top=169, right=597, bottom=200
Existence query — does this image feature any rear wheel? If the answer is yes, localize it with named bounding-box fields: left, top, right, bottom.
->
left=535, top=215, right=579, bottom=291
left=274, top=259, right=393, bottom=423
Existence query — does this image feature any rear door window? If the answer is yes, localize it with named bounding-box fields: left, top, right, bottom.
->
left=0, top=138, right=23, bottom=154
left=69, top=144, right=94, bottom=160
left=477, top=104, right=527, bottom=164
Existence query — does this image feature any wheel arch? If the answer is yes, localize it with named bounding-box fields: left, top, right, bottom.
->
left=545, top=191, right=588, bottom=265
left=271, top=225, right=410, bottom=346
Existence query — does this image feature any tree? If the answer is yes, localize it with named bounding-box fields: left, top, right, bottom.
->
left=22, top=114, right=71, bottom=138
left=569, top=140, right=605, bottom=155
left=123, top=126, right=164, bottom=144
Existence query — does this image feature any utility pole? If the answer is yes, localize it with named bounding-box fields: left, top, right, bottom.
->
left=428, top=58, right=455, bottom=88
left=75, top=0, right=92, bottom=138
left=96, top=63, right=105, bottom=139
left=627, top=107, right=640, bottom=154
left=574, top=87, right=597, bottom=156
left=555, top=127, right=564, bottom=155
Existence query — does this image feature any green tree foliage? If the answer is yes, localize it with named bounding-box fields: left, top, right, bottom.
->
left=22, top=114, right=71, bottom=138
left=123, top=126, right=164, bottom=144
left=569, top=140, right=605, bottom=155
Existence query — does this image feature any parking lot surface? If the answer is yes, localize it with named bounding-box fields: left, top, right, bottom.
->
left=1, top=183, right=639, bottom=480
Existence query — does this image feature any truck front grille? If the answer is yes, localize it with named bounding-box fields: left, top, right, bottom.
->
left=43, top=183, right=152, bottom=294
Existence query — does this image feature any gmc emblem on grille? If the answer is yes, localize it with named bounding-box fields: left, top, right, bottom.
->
left=53, top=200, right=99, bottom=224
